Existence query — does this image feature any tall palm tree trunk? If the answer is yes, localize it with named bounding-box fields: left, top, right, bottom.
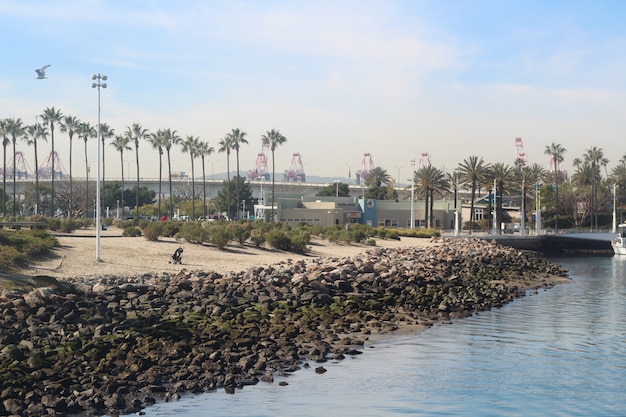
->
left=34, top=140, right=39, bottom=214
left=271, top=151, right=275, bottom=222
left=12, top=138, right=16, bottom=217
left=69, top=138, right=73, bottom=218
left=135, top=144, right=140, bottom=225
left=201, top=157, right=207, bottom=218
left=167, top=151, right=174, bottom=219
left=101, top=138, right=106, bottom=219
left=2, top=144, right=6, bottom=215
left=157, top=152, right=162, bottom=219
left=84, top=140, right=89, bottom=218
left=226, top=156, right=231, bottom=219
left=190, top=157, right=196, bottom=220
left=50, top=125, right=55, bottom=217
left=120, top=151, right=125, bottom=215
left=235, top=151, right=240, bottom=220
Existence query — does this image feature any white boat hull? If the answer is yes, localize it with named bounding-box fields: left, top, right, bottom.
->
left=612, top=237, right=626, bottom=255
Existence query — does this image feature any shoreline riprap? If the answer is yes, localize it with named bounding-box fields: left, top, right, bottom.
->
left=0, top=238, right=568, bottom=416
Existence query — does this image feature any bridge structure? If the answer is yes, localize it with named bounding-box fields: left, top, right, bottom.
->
left=3, top=177, right=371, bottom=204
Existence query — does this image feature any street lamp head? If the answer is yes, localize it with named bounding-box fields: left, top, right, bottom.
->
left=91, top=74, right=97, bottom=80
left=91, top=83, right=97, bottom=88
left=102, top=75, right=107, bottom=81
left=102, top=83, right=107, bottom=88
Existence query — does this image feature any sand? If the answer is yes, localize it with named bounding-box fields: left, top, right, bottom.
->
left=24, top=227, right=434, bottom=280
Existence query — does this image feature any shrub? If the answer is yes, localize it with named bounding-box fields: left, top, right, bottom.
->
left=47, top=218, right=61, bottom=231
left=161, top=220, right=182, bottom=237
left=266, top=230, right=292, bottom=251
left=289, top=230, right=310, bottom=253
left=177, top=222, right=209, bottom=244
left=352, top=229, right=367, bottom=243
left=60, top=219, right=82, bottom=233
left=210, top=226, right=231, bottom=250
left=228, top=223, right=251, bottom=245
left=143, top=222, right=164, bottom=241
left=249, top=229, right=266, bottom=247
left=122, top=226, right=142, bottom=237
left=365, top=238, right=377, bottom=246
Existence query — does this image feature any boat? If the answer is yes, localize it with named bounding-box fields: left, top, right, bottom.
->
left=612, top=223, right=626, bottom=255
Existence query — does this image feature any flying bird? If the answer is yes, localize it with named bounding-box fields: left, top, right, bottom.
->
left=35, top=65, right=50, bottom=79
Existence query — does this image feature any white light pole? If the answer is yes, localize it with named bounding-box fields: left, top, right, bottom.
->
left=92, top=73, right=107, bottom=262
left=334, top=179, right=340, bottom=198
left=535, top=182, right=542, bottom=236
left=410, top=158, right=415, bottom=229
left=612, top=183, right=617, bottom=233
left=519, top=179, right=526, bottom=236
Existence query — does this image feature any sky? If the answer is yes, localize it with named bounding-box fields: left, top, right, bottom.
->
left=1, top=0, right=625, bottom=184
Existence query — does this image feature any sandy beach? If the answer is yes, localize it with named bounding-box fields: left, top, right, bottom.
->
left=24, top=227, right=434, bottom=280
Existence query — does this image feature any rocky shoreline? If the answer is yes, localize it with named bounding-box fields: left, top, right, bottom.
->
left=0, top=238, right=568, bottom=416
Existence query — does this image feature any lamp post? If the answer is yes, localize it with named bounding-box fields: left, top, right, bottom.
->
left=334, top=179, right=340, bottom=198
left=116, top=199, right=120, bottom=219
left=92, top=73, right=107, bottom=262
left=410, top=158, right=415, bottom=229
left=535, top=182, right=542, bottom=236
left=394, top=165, right=403, bottom=187
left=520, top=179, right=526, bottom=236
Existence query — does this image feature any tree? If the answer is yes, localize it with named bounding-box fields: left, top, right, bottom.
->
left=516, top=163, right=546, bottom=232
left=40, top=107, right=63, bottom=216
left=544, top=143, right=566, bottom=232
left=125, top=123, right=149, bottom=225
left=457, top=156, right=489, bottom=230
left=261, top=129, right=287, bottom=222
left=488, top=163, right=515, bottom=234
left=582, top=146, right=605, bottom=230
left=414, top=165, right=447, bottom=228
left=214, top=176, right=254, bottom=216
left=181, top=135, right=201, bottom=220
left=218, top=135, right=233, bottom=219
left=197, top=140, right=215, bottom=218
left=0, top=119, right=8, bottom=215
left=147, top=129, right=166, bottom=218
left=99, top=123, right=115, bottom=216
left=227, top=128, right=248, bottom=219
left=59, top=115, right=81, bottom=217
left=364, top=166, right=394, bottom=201
left=78, top=122, right=96, bottom=217
left=163, top=128, right=182, bottom=219
left=316, top=182, right=350, bottom=197
left=110, top=134, right=132, bottom=211
left=5, top=118, right=26, bottom=217
left=24, top=123, right=48, bottom=214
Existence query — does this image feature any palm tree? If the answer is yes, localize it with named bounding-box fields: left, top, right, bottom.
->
left=414, top=165, right=447, bottom=228
left=517, top=163, right=546, bottom=233
left=147, top=130, right=167, bottom=219
left=5, top=118, right=26, bottom=217
left=227, top=128, right=248, bottom=219
left=446, top=169, right=463, bottom=232
left=110, top=134, right=132, bottom=214
left=40, top=107, right=63, bottom=217
left=99, top=123, right=115, bottom=216
left=163, top=128, right=182, bottom=219
left=125, top=123, right=149, bottom=224
left=24, top=123, right=48, bottom=214
left=218, top=135, right=233, bottom=219
left=59, top=115, right=81, bottom=217
left=0, top=119, right=9, bottom=216
left=78, top=122, right=96, bottom=217
left=365, top=166, right=392, bottom=188
left=582, top=146, right=605, bottom=230
left=261, top=129, right=287, bottom=222
left=197, top=140, right=215, bottom=218
left=488, top=163, right=515, bottom=234
left=544, top=143, right=566, bottom=231
left=181, top=135, right=201, bottom=220
left=457, top=156, right=489, bottom=231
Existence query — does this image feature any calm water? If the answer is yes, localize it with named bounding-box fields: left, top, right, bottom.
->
left=136, top=256, right=626, bottom=417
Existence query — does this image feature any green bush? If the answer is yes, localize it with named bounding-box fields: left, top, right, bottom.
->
left=289, top=230, right=310, bottom=253
left=122, top=226, right=142, bottom=237
left=249, top=229, right=266, bottom=247
left=266, top=230, right=292, bottom=251
left=60, top=219, right=82, bottom=233
left=211, top=226, right=231, bottom=250
left=143, top=222, right=164, bottom=241
left=228, top=222, right=251, bottom=245
left=47, top=218, right=61, bottom=231
left=161, top=220, right=182, bottom=237
left=177, top=222, right=209, bottom=244
left=365, top=238, right=377, bottom=246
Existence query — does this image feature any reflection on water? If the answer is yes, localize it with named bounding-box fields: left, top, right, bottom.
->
left=139, top=257, right=626, bottom=417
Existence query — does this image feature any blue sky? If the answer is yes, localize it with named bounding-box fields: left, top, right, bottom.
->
left=1, top=0, right=625, bottom=182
